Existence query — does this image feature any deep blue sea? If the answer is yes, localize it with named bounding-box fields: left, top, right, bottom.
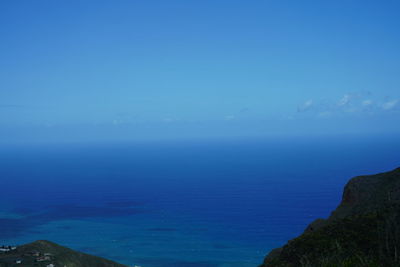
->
left=0, top=135, right=399, bottom=267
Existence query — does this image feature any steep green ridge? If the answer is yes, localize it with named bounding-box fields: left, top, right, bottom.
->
left=260, top=167, right=400, bottom=267
left=0, top=240, right=128, bottom=267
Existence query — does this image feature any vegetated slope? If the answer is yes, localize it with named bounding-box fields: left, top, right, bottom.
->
left=0, top=240, right=128, bottom=267
left=261, top=167, right=400, bottom=267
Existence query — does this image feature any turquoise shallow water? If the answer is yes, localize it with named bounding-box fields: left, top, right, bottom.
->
left=1, top=136, right=399, bottom=266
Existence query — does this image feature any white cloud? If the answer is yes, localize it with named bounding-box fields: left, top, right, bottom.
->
left=318, top=111, right=332, bottom=118
left=382, top=99, right=398, bottom=110
left=163, top=118, right=174, bottom=123
left=225, top=115, right=235, bottom=121
left=297, top=99, right=313, bottom=112
left=297, top=93, right=400, bottom=119
left=362, top=100, right=373, bottom=106
left=338, top=94, right=351, bottom=106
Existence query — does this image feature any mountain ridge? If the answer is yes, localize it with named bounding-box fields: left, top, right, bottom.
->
left=0, top=240, right=128, bottom=267
left=260, top=167, right=400, bottom=266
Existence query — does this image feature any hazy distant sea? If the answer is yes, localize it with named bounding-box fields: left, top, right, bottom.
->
left=1, top=136, right=399, bottom=267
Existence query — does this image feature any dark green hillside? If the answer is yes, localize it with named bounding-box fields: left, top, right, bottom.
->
left=0, top=240, right=128, bottom=267
left=261, top=168, right=400, bottom=267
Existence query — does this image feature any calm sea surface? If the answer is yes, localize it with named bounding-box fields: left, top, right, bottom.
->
left=1, top=136, right=399, bottom=266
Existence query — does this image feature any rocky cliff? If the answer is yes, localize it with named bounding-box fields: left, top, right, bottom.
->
left=260, top=167, right=400, bottom=267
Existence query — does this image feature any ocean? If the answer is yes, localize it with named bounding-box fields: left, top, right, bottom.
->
left=0, top=135, right=399, bottom=267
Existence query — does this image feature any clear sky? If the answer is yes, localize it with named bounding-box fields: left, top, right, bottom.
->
left=1, top=0, right=400, bottom=143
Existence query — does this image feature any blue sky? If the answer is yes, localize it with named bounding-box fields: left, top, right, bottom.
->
left=1, top=0, right=400, bottom=143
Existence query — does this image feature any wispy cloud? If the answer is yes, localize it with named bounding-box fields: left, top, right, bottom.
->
left=297, top=92, right=399, bottom=118
left=0, top=104, right=27, bottom=109
left=338, top=94, right=351, bottom=106
left=163, top=118, right=175, bottom=123
left=224, top=115, right=236, bottom=121
left=297, top=99, right=313, bottom=112
left=362, top=100, right=373, bottom=107
left=382, top=99, right=398, bottom=110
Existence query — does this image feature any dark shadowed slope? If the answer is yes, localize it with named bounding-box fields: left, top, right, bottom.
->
left=261, top=167, right=400, bottom=267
